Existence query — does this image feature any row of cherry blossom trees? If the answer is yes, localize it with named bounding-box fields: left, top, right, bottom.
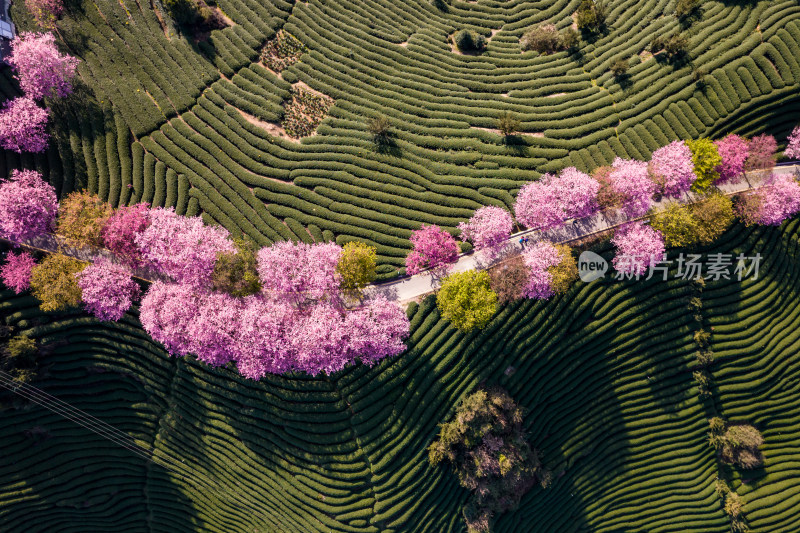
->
left=0, top=171, right=410, bottom=378
left=0, top=32, right=78, bottom=153
left=408, top=130, right=800, bottom=329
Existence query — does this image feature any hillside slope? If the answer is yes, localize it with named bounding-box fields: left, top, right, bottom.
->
left=2, top=220, right=800, bottom=532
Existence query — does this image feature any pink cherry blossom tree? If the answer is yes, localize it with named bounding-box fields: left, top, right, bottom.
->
left=76, top=259, right=141, bottom=321
left=607, top=158, right=657, bottom=217
left=0, top=169, right=58, bottom=242
left=289, top=303, right=351, bottom=375
left=405, top=224, right=459, bottom=275
left=343, top=295, right=411, bottom=366
left=0, top=97, right=50, bottom=153
left=737, top=174, right=800, bottom=226
left=611, top=221, right=665, bottom=277
left=521, top=241, right=560, bottom=300
left=745, top=134, right=777, bottom=173
left=714, top=134, right=749, bottom=183
left=1, top=251, right=37, bottom=294
left=102, top=203, right=151, bottom=267
left=514, top=167, right=599, bottom=230
left=25, top=0, right=64, bottom=30
left=134, top=207, right=234, bottom=287
left=234, top=296, right=295, bottom=378
left=458, top=206, right=513, bottom=255
left=257, top=241, right=342, bottom=304
left=186, top=291, right=243, bottom=367
left=786, top=125, right=800, bottom=160
left=139, top=282, right=205, bottom=357
left=648, top=141, right=695, bottom=197
left=8, top=32, right=79, bottom=101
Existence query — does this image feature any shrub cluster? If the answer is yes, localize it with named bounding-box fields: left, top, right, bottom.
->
left=282, top=86, right=334, bottom=138
left=429, top=388, right=550, bottom=533
left=708, top=418, right=764, bottom=469
left=261, top=30, right=306, bottom=73
left=454, top=30, right=487, bottom=53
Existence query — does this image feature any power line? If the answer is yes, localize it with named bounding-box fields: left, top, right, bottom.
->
left=0, top=371, right=269, bottom=520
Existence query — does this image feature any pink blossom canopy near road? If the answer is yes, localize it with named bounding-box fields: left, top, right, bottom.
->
left=77, top=259, right=141, bottom=321
left=714, top=134, right=749, bottom=184
left=257, top=241, right=342, bottom=303
left=8, top=32, right=78, bottom=101
left=102, top=203, right=152, bottom=267
left=521, top=241, right=560, bottom=300
left=649, top=141, right=695, bottom=197
left=1, top=251, right=37, bottom=294
left=135, top=207, right=235, bottom=287
left=405, top=224, right=459, bottom=275
left=608, top=158, right=657, bottom=217
left=514, top=167, right=599, bottom=230
left=458, top=205, right=513, bottom=253
left=742, top=173, right=800, bottom=226
left=140, top=282, right=410, bottom=379
left=611, top=221, right=665, bottom=277
left=786, top=125, right=800, bottom=160
left=0, top=97, right=50, bottom=153
left=0, top=169, right=58, bottom=242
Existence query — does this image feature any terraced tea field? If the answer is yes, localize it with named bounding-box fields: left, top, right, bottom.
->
left=4, top=0, right=800, bottom=277
left=2, top=219, right=800, bottom=532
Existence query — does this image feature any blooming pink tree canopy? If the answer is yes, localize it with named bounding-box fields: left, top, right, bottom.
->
left=745, top=134, right=777, bottom=172
left=186, top=291, right=243, bottom=367
left=0, top=169, right=58, bottom=241
left=458, top=206, right=513, bottom=252
left=521, top=241, right=560, bottom=299
left=739, top=174, right=800, bottom=226
left=140, top=282, right=410, bottom=379
left=607, top=158, right=657, bottom=217
left=714, top=134, right=749, bottom=183
left=611, top=222, right=665, bottom=277
left=135, top=208, right=234, bottom=287
left=257, top=241, right=342, bottom=303
left=1, top=251, right=37, bottom=294
left=405, top=224, right=459, bottom=275
left=140, top=282, right=205, bottom=357
left=76, top=259, right=141, bottom=321
left=102, top=203, right=151, bottom=267
left=8, top=32, right=79, bottom=100
left=25, top=0, right=64, bottom=30
left=234, top=296, right=295, bottom=378
left=514, top=167, right=599, bottom=230
left=648, top=141, right=695, bottom=197
left=786, top=125, right=800, bottom=160
left=0, top=97, right=50, bottom=153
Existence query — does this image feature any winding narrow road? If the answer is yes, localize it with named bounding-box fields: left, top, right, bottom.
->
left=5, top=164, right=799, bottom=304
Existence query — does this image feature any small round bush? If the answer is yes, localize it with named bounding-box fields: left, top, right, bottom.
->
left=454, top=30, right=487, bottom=53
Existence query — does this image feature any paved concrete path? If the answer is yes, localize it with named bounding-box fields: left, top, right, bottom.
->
left=367, top=163, right=800, bottom=304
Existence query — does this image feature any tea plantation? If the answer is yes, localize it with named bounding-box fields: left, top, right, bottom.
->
left=3, top=0, right=800, bottom=276
left=1, top=219, right=800, bottom=532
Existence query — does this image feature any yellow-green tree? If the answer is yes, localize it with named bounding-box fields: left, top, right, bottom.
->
left=29, top=254, right=87, bottom=312
left=336, top=241, right=377, bottom=297
left=211, top=238, right=262, bottom=297
left=548, top=244, right=578, bottom=295
left=56, top=190, right=114, bottom=246
left=437, top=270, right=498, bottom=332
left=650, top=203, right=699, bottom=247
left=693, top=194, right=734, bottom=244
left=687, top=138, right=722, bottom=192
